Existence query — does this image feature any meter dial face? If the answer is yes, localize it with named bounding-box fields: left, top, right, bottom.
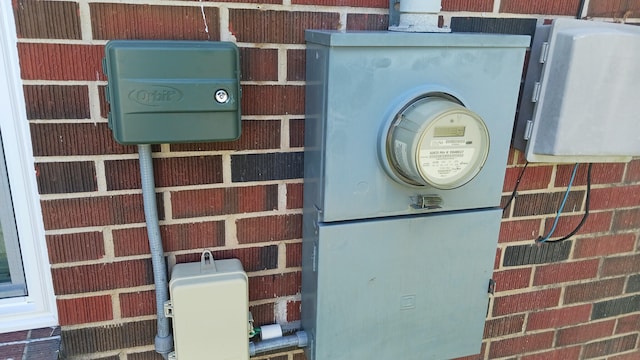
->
left=386, top=96, right=490, bottom=189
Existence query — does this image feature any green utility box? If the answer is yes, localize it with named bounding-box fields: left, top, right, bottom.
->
left=103, top=41, right=241, bottom=144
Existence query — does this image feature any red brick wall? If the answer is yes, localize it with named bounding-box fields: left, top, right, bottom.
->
left=9, top=0, right=640, bottom=359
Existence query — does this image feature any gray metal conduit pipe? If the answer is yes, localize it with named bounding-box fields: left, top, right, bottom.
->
left=249, top=331, right=309, bottom=357
left=138, top=144, right=173, bottom=359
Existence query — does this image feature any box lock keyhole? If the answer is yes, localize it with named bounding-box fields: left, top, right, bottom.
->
left=215, top=89, right=229, bottom=103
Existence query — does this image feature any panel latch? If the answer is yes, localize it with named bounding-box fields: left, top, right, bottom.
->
left=412, top=195, right=443, bottom=209
left=488, top=279, right=496, bottom=295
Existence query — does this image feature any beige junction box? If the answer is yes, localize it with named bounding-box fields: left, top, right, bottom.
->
left=165, top=251, right=249, bottom=360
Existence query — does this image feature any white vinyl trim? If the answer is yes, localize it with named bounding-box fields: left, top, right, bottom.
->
left=0, top=2, right=58, bottom=333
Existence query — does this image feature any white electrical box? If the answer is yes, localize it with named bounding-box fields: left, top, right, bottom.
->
left=514, top=19, right=640, bottom=163
left=166, top=251, right=249, bottom=360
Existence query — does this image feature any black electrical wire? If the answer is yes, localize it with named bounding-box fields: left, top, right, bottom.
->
left=538, top=163, right=593, bottom=243
left=502, top=162, right=529, bottom=212
left=555, top=163, right=593, bottom=242
left=577, top=0, right=587, bottom=19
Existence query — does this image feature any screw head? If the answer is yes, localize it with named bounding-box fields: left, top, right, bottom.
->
left=214, top=89, right=229, bottom=103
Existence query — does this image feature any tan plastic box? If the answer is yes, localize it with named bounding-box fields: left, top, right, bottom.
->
left=166, top=251, right=248, bottom=360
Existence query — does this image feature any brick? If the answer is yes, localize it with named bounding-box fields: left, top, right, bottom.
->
left=249, top=272, right=301, bottom=301
left=23, top=85, right=89, bottom=119
left=287, top=300, right=301, bottom=322
left=23, top=338, right=61, bottom=359
left=556, top=320, right=615, bottom=346
left=574, top=234, right=636, bottom=258
left=287, top=50, right=306, bottom=81
left=512, top=191, right=584, bottom=217
left=292, top=0, right=387, bottom=7
left=609, top=351, right=640, bottom=360
left=171, top=185, right=278, bottom=219
left=289, top=119, right=305, bottom=148
left=613, top=208, right=640, bottom=231
left=90, top=4, right=219, bottom=40
left=242, top=85, right=304, bottom=115
left=498, top=219, right=541, bottom=243
left=533, top=259, right=599, bottom=286
left=287, top=183, right=303, bottom=209
left=520, top=346, right=581, bottom=360
left=346, top=13, right=389, bottom=31
left=625, top=159, right=640, bottom=182
left=174, top=246, right=278, bottom=272
left=30, top=123, right=136, bottom=156
left=128, top=351, right=163, bottom=360
left=0, top=330, right=28, bottom=342
left=36, top=161, right=97, bottom=194
left=502, top=165, right=552, bottom=192
left=500, top=0, right=580, bottom=15
left=13, top=0, right=80, bottom=39
left=104, top=155, right=223, bottom=190
left=616, top=314, right=640, bottom=334
left=41, top=194, right=154, bottom=230
left=112, top=221, right=225, bottom=257
left=582, top=334, right=638, bottom=359
left=488, top=331, right=554, bottom=358
left=592, top=295, right=640, bottom=320
left=588, top=1, right=640, bottom=19
left=494, top=248, right=502, bottom=270
left=556, top=163, right=625, bottom=186
left=286, top=242, right=302, bottom=268
left=61, top=320, right=156, bottom=355
left=120, top=291, right=155, bottom=318
left=628, top=274, right=640, bottom=293
left=171, top=120, right=281, bottom=152
left=237, top=214, right=302, bottom=244
left=18, top=43, right=105, bottom=81
left=232, top=152, right=304, bottom=182
left=492, top=268, right=531, bottom=292
left=483, top=314, right=524, bottom=338
left=292, top=352, right=307, bottom=360
left=591, top=185, right=640, bottom=210
left=543, top=211, right=612, bottom=237
left=564, top=278, right=626, bottom=304
left=250, top=303, right=275, bottom=326
left=57, top=295, right=113, bottom=325
left=443, top=0, right=493, bottom=11
left=229, top=9, right=339, bottom=44
left=51, top=259, right=153, bottom=295
left=492, top=288, right=561, bottom=316
left=502, top=241, right=571, bottom=267
left=29, top=326, right=60, bottom=339
left=0, top=344, right=25, bottom=359
left=602, top=254, right=640, bottom=277
left=526, top=304, right=592, bottom=331
left=46, top=232, right=104, bottom=264
left=240, top=48, right=278, bottom=81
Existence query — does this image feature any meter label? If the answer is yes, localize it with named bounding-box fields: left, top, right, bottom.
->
left=420, top=148, right=475, bottom=179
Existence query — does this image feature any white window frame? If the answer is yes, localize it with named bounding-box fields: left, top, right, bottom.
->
left=0, top=2, right=57, bottom=333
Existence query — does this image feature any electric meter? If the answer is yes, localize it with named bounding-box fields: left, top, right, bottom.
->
left=385, top=95, right=489, bottom=189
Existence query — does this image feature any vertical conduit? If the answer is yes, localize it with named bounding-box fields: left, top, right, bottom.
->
left=138, top=144, right=173, bottom=359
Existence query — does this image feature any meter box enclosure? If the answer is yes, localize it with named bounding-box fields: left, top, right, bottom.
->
left=514, top=19, right=640, bottom=163
left=103, top=40, right=241, bottom=144
left=166, top=252, right=248, bottom=360
left=302, top=31, right=529, bottom=360
left=303, top=31, right=530, bottom=223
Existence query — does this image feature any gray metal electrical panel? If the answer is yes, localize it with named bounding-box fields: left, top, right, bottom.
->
left=514, top=19, right=640, bottom=163
left=302, top=30, right=529, bottom=360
